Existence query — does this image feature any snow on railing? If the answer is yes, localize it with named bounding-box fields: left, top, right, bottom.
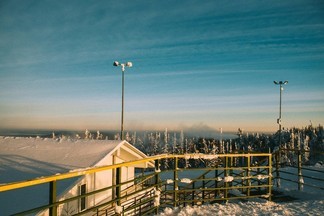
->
left=184, top=153, right=219, bottom=160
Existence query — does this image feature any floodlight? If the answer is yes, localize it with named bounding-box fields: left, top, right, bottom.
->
left=113, top=61, right=119, bottom=66
left=126, top=62, right=133, bottom=67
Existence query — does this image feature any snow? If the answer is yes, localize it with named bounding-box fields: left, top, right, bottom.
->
left=223, top=176, right=234, bottom=182
left=167, top=179, right=174, bottom=184
left=0, top=137, right=122, bottom=183
left=158, top=199, right=324, bottom=216
left=257, top=174, right=269, bottom=180
left=115, top=205, right=123, bottom=214
left=180, top=178, right=192, bottom=184
left=154, top=189, right=161, bottom=206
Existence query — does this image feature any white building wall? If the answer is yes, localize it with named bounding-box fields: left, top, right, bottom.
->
left=39, top=143, right=146, bottom=216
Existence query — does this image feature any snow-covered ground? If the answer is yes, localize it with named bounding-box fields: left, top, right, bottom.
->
left=0, top=136, right=323, bottom=216
left=157, top=164, right=324, bottom=216
left=158, top=198, right=324, bottom=216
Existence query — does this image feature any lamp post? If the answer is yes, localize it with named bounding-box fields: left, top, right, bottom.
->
left=113, top=61, right=133, bottom=140
left=273, top=80, right=288, bottom=146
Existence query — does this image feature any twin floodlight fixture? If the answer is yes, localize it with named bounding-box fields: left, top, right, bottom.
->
left=273, top=80, right=288, bottom=91
left=113, top=61, right=133, bottom=72
left=273, top=81, right=288, bottom=85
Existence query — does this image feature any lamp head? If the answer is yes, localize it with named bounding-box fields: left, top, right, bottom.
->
left=113, top=61, right=119, bottom=66
left=274, top=80, right=288, bottom=85
left=126, top=62, right=133, bottom=67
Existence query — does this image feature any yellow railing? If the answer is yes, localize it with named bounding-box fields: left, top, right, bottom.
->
left=0, top=153, right=272, bottom=216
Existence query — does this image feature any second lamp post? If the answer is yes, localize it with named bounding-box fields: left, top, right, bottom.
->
left=114, top=61, right=133, bottom=140
left=274, top=80, right=288, bottom=146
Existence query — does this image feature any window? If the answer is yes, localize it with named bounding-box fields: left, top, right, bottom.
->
left=79, top=184, right=86, bottom=211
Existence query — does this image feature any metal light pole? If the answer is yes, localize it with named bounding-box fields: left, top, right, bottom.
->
left=113, top=61, right=133, bottom=140
left=273, top=80, right=288, bottom=146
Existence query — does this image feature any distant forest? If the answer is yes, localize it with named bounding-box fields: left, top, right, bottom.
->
left=2, top=124, right=323, bottom=166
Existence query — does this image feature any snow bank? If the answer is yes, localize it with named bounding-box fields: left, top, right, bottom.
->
left=157, top=199, right=324, bottom=216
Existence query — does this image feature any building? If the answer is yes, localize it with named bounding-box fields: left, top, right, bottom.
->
left=0, top=137, right=154, bottom=215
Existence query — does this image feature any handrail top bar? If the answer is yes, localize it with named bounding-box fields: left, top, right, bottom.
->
left=0, top=153, right=270, bottom=192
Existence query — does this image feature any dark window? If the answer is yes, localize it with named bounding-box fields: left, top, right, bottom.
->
left=79, top=184, right=86, bottom=211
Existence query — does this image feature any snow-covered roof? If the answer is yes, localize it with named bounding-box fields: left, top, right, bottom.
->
left=0, top=137, right=153, bottom=215
left=0, top=137, right=147, bottom=184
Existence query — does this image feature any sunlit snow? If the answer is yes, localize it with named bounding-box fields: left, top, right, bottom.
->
left=0, top=136, right=323, bottom=216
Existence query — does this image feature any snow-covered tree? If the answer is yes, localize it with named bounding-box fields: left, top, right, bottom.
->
left=85, top=129, right=90, bottom=139
left=303, top=135, right=310, bottom=163
left=173, top=132, right=177, bottom=153
left=180, top=130, right=184, bottom=151
left=96, top=131, right=103, bottom=140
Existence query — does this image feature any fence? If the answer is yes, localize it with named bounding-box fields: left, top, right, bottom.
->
left=0, top=153, right=272, bottom=216
left=273, top=148, right=324, bottom=191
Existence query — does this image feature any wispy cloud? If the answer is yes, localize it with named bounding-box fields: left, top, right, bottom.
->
left=0, top=0, right=323, bottom=131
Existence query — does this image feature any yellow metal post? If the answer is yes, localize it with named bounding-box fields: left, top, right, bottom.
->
left=297, top=150, right=303, bottom=191
left=116, top=167, right=121, bottom=206
left=224, top=156, right=229, bottom=200
left=275, top=150, right=280, bottom=187
left=173, top=157, right=178, bottom=207
left=214, top=169, right=218, bottom=198
left=155, top=159, right=160, bottom=214
left=49, top=180, right=57, bottom=216
left=268, top=153, right=272, bottom=201
left=246, top=155, right=251, bottom=197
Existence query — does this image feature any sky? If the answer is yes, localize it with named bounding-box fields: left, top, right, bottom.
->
left=0, top=0, right=324, bottom=133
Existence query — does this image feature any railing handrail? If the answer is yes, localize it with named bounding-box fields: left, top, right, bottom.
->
left=1, top=152, right=272, bottom=216
left=0, top=153, right=271, bottom=192
left=272, top=147, right=324, bottom=191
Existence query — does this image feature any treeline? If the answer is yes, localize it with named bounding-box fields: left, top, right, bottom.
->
left=50, top=124, right=323, bottom=166
left=127, top=125, right=323, bottom=155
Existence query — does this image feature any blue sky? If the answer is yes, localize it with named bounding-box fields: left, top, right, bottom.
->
left=0, top=0, right=323, bottom=133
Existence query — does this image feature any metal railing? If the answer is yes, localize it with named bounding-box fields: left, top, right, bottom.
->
left=0, top=153, right=272, bottom=216
left=273, top=148, right=324, bottom=191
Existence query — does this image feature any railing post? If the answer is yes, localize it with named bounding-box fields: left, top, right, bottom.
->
left=246, top=155, right=251, bottom=197
left=202, top=174, right=205, bottom=204
left=116, top=167, right=122, bottom=208
left=297, top=150, right=303, bottom=191
left=191, top=182, right=195, bottom=206
left=229, top=156, right=233, bottom=188
left=155, top=159, right=160, bottom=186
left=173, top=157, right=178, bottom=207
left=49, top=180, right=57, bottom=216
left=224, top=156, right=229, bottom=201
left=154, top=159, right=160, bottom=214
left=275, top=150, right=281, bottom=187
left=243, top=155, right=248, bottom=194
left=214, top=169, right=218, bottom=198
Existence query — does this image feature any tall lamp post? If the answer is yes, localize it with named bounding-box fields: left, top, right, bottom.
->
left=113, top=61, right=133, bottom=140
left=273, top=80, right=288, bottom=146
